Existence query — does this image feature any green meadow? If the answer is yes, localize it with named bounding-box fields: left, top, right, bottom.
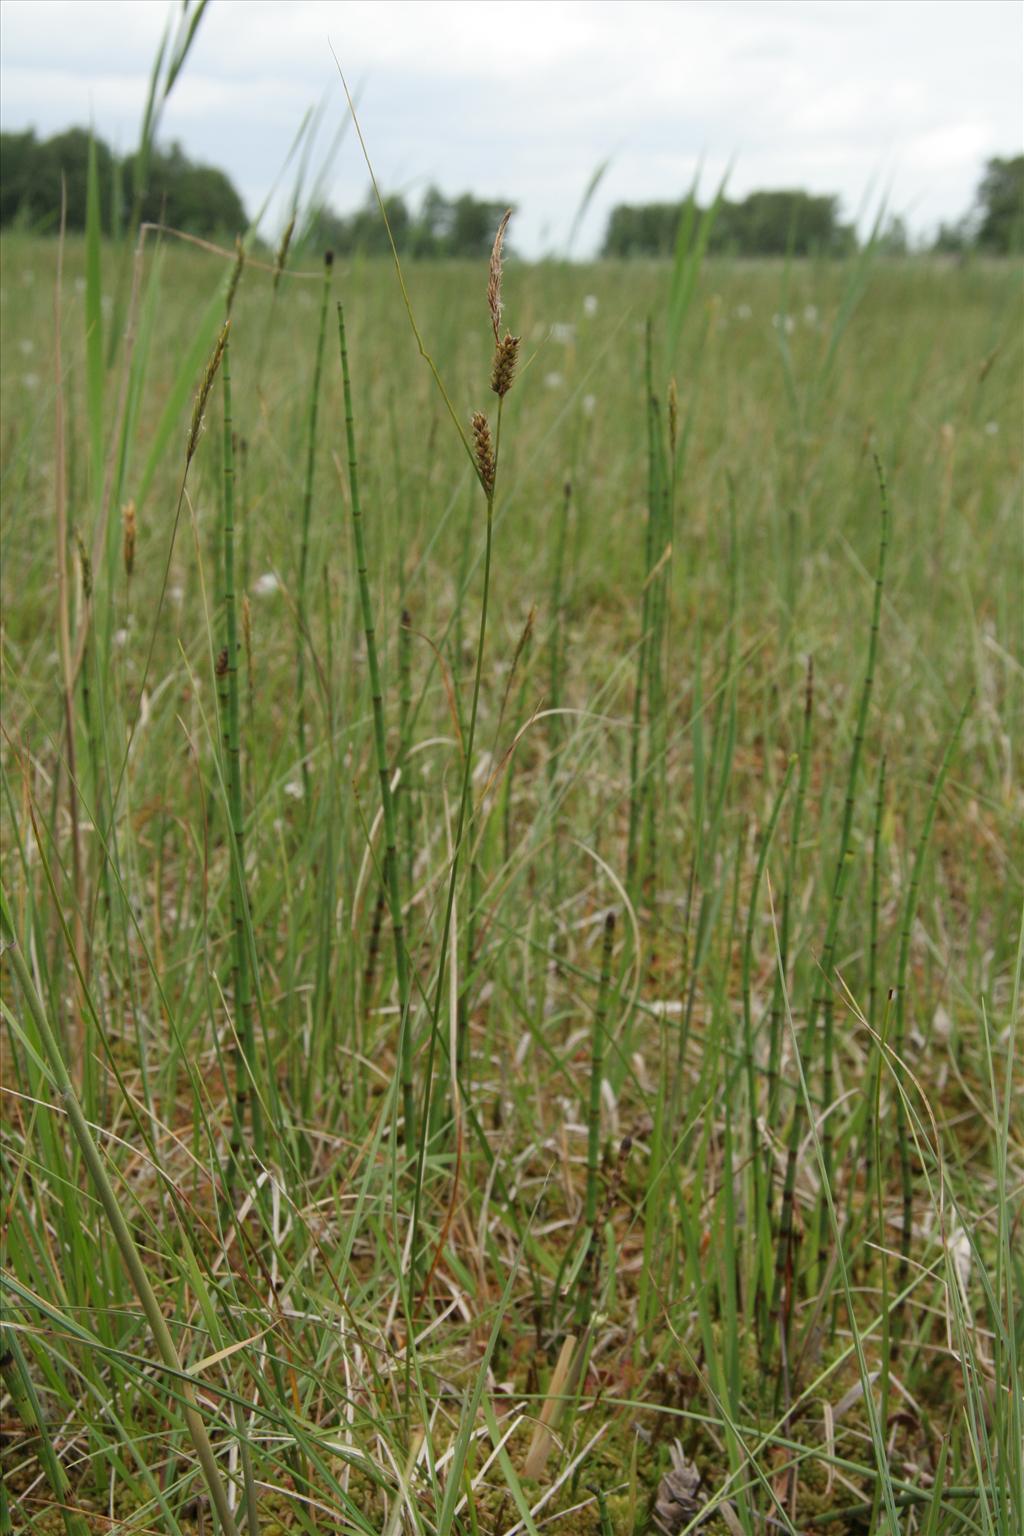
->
left=1, top=223, right=1021, bottom=1536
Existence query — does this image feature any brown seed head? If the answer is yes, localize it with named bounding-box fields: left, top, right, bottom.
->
left=487, top=209, right=513, bottom=343
left=471, top=412, right=495, bottom=498
left=122, top=500, right=136, bottom=579
left=187, top=320, right=230, bottom=465
left=490, top=330, right=520, bottom=397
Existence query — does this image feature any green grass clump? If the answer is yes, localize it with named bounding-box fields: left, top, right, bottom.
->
left=1, top=202, right=1021, bottom=1536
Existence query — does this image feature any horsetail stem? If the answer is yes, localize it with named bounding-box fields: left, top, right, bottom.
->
left=768, top=659, right=814, bottom=1139
left=221, top=336, right=262, bottom=1171
left=548, top=481, right=572, bottom=904
left=740, top=754, right=796, bottom=1341
left=868, top=751, right=887, bottom=1033
left=815, top=456, right=889, bottom=1276
left=399, top=606, right=414, bottom=897
left=296, top=250, right=334, bottom=795
left=627, top=318, right=659, bottom=891
left=337, top=300, right=416, bottom=1146
left=576, top=908, right=616, bottom=1326
left=857, top=756, right=887, bottom=1276
left=894, top=691, right=972, bottom=1325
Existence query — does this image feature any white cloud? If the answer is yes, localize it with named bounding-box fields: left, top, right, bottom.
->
left=1, top=0, right=1020, bottom=254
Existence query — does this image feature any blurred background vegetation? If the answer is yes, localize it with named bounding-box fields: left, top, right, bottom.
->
left=2, top=122, right=1020, bottom=258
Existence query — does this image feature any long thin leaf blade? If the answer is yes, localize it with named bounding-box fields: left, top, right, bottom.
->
left=84, top=132, right=104, bottom=507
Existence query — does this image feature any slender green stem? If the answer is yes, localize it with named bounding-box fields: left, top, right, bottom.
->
left=768, top=660, right=814, bottom=1140
left=296, top=251, right=334, bottom=795
left=1, top=895, right=240, bottom=1536
left=221, top=337, right=262, bottom=1170
left=893, top=691, right=972, bottom=1320
left=815, top=456, right=889, bottom=1276
left=410, top=400, right=503, bottom=1272
left=337, top=302, right=415, bottom=1145
left=577, top=908, right=615, bottom=1326
left=741, top=755, right=796, bottom=1344
left=399, top=605, right=415, bottom=899
left=627, top=320, right=658, bottom=891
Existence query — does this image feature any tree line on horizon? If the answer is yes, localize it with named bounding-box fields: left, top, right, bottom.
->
left=0, top=127, right=246, bottom=240
left=1, top=125, right=1020, bottom=258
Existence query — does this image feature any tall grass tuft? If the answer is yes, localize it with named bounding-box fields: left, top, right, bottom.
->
left=295, top=249, right=334, bottom=795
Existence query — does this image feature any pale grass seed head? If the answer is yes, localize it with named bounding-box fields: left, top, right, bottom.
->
left=487, top=209, right=512, bottom=343
left=487, top=210, right=519, bottom=397
left=274, top=212, right=296, bottom=292
left=186, top=320, right=230, bottom=465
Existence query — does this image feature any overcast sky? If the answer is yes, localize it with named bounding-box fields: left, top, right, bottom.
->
left=1, top=0, right=1021, bottom=255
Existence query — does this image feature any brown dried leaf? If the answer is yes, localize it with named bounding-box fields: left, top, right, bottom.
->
left=653, top=1441, right=703, bottom=1533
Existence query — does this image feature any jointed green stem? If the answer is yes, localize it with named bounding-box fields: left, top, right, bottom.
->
left=296, top=252, right=334, bottom=795
left=337, top=302, right=416, bottom=1146
left=222, top=338, right=262, bottom=1171
left=577, top=909, right=616, bottom=1326
left=741, top=754, right=796, bottom=1341
left=768, top=659, right=814, bottom=1142
left=815, top=457, right=889, bottom=1276
left=893, top=691, right=972, bottom=1322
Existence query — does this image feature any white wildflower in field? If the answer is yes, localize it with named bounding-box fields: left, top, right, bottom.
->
left=22, top=372, right=39, bottom=390
left=284, top=780, right=304, bottom=801
left=18, top=338, right=34, bottom=356
left=984, top=420, right=999, bottom=435
left=582, top=293, right=599, bottom=317
left=544, top=371, right=564, bottom=389
left=932, top=1003, right=953, bottom=1040
left=253, top=572, right=280, bottom=596
left=74, top=276, right=86, bottom=295
left=804, top=304, right=819, bottom=325
left=582, top=393, right=597, bottom=416
left=169, top=584, right=185, bottom=606
left=948, top=1226, right=972, bottom=1306
left=734, top=303, right=752, bottom=320
left=113, top=628, right=129, bottom=649
left=772, top=312, right=796, bottom=335
left=550, top=322, right=575, bottom=344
